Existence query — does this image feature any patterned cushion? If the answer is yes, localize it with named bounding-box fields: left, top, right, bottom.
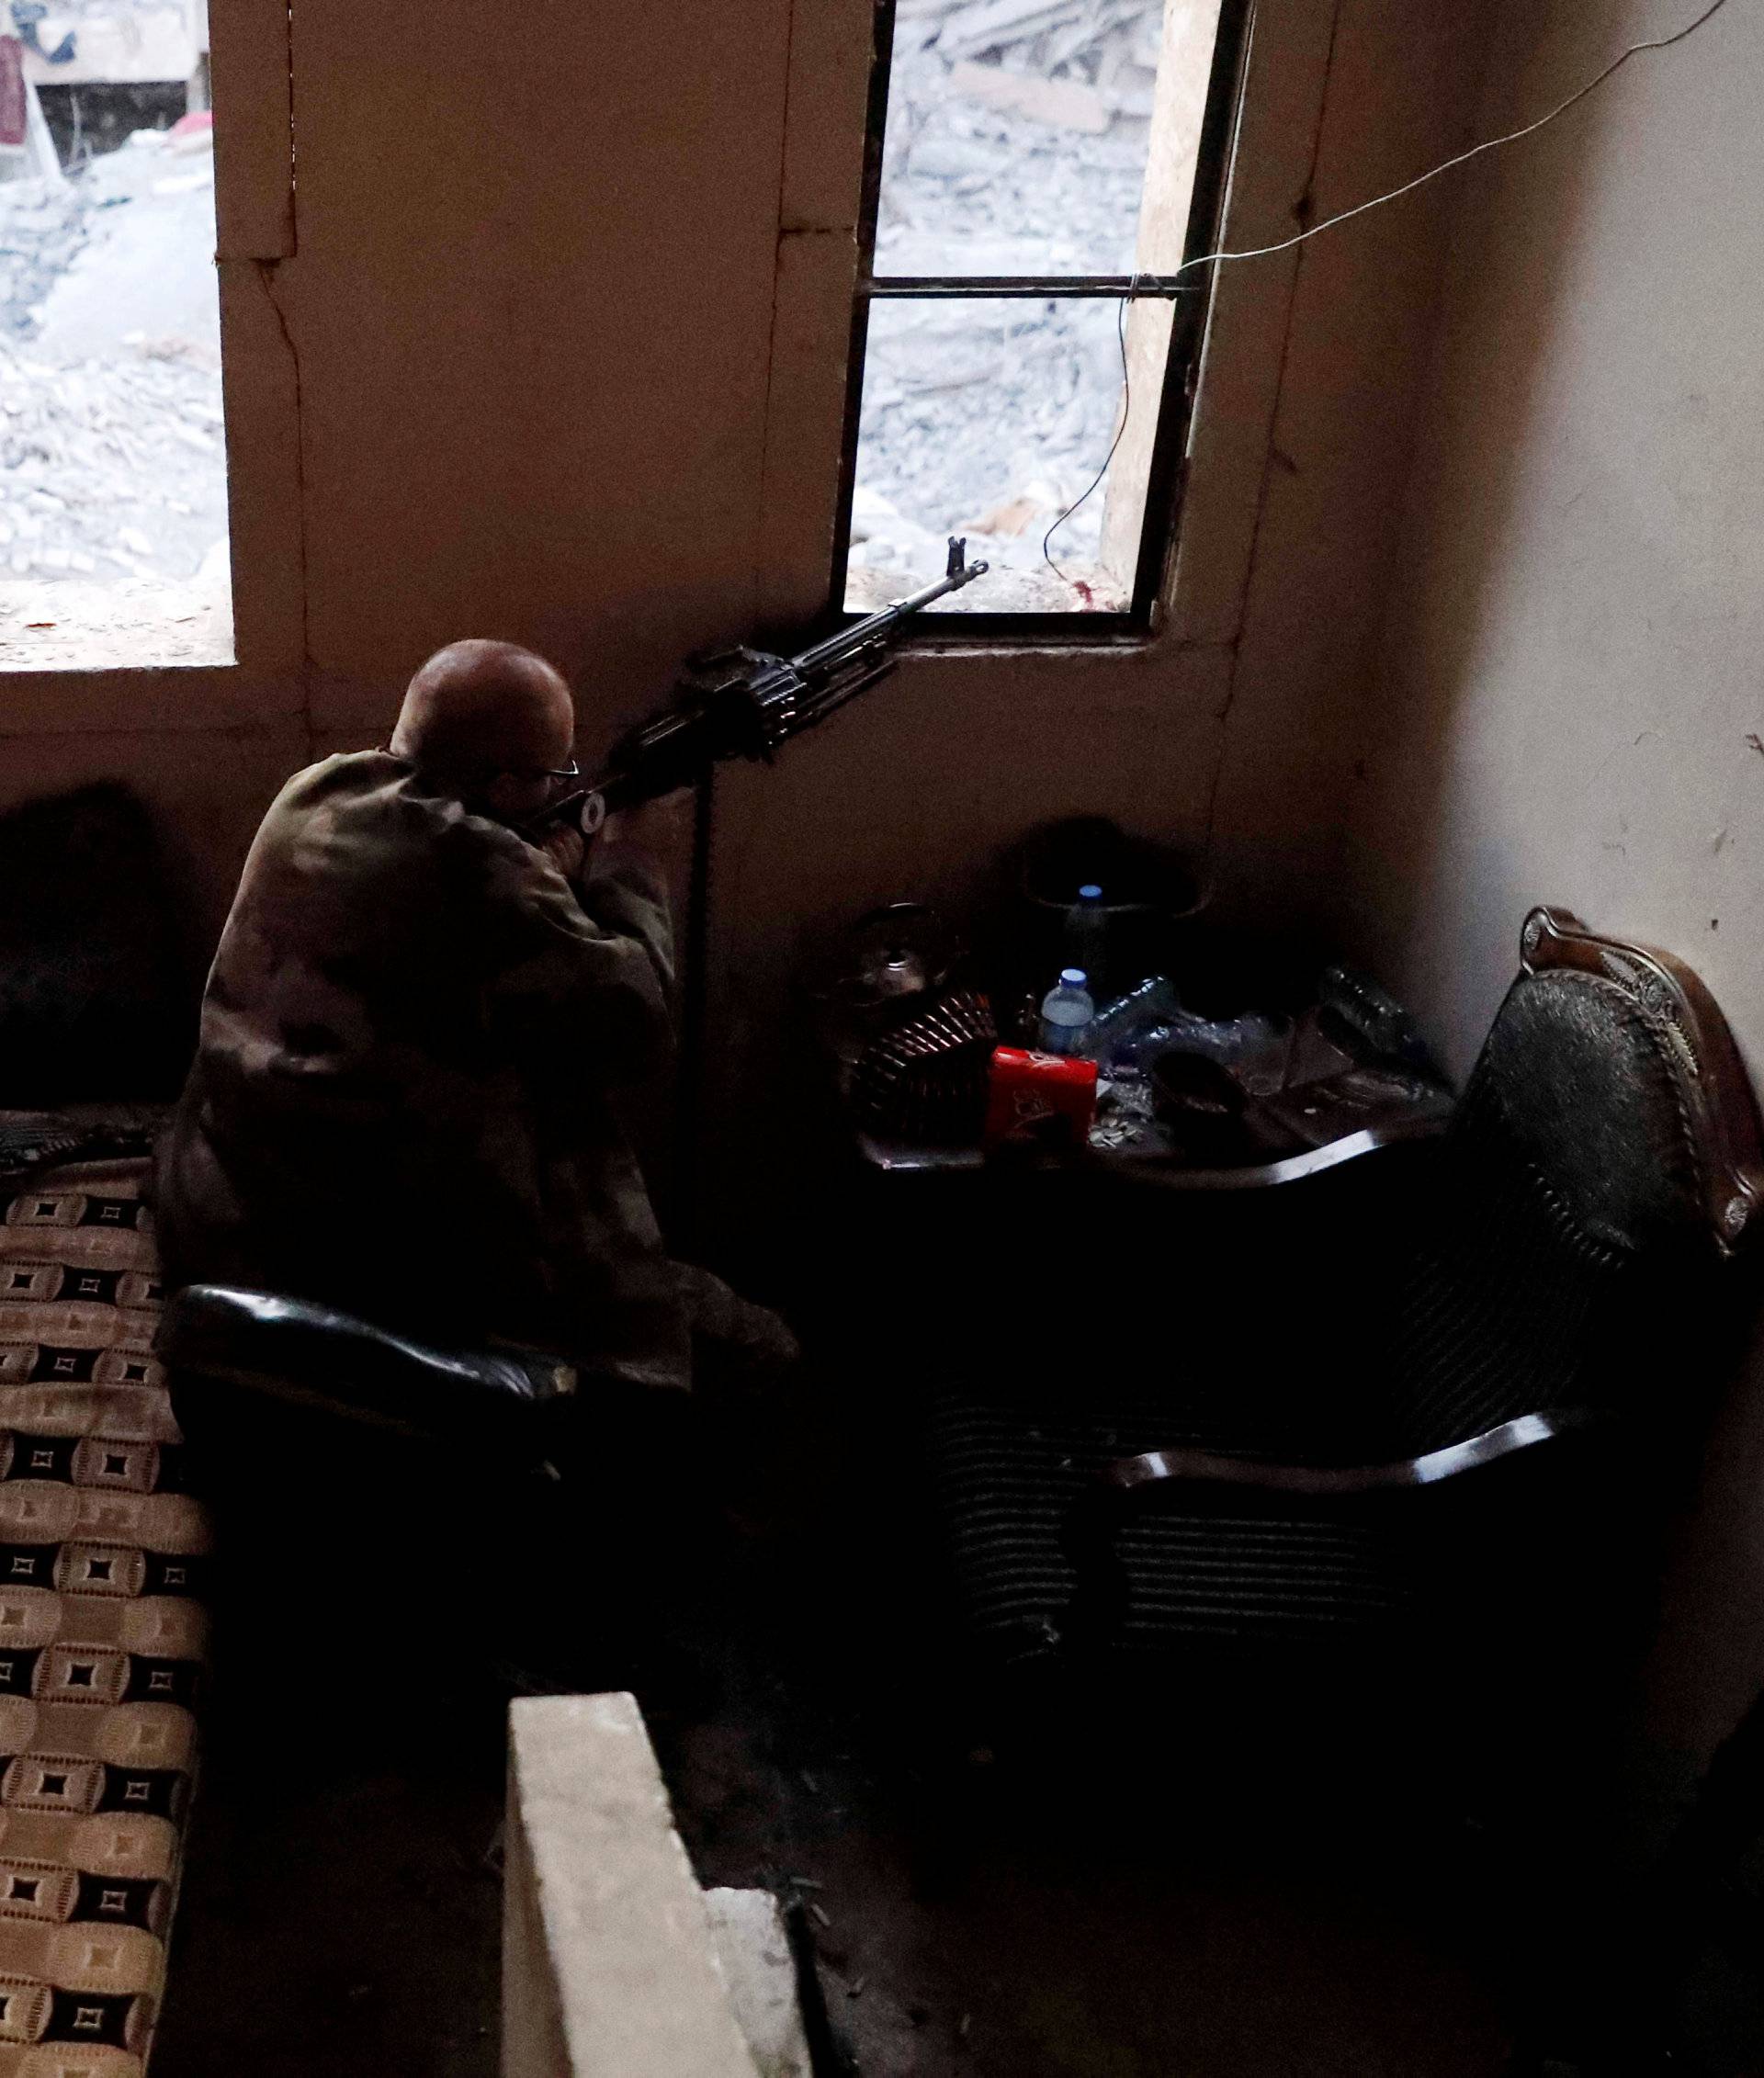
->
left=0, top=1150, right=203, bottom=2078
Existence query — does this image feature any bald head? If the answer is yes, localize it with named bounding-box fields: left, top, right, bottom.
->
left=391, top=640, right=575, bottom=796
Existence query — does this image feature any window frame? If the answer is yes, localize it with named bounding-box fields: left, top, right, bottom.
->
left=828, top=0, right=1254, bottom=642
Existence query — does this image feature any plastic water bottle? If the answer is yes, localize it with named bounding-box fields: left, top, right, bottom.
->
left=1091, top=973, right=1182, bottom=1045
left=1066, top=884, right=1108, bottom=997
left=1090, top=974, right=1184, bottom=1075
left=1039, top=968, right=1095, bottom=1056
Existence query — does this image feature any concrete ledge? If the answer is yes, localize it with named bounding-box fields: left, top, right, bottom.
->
left=705, top=1889, right=813, bottom=2078
left=503, top=1692, right=763, bottom=2078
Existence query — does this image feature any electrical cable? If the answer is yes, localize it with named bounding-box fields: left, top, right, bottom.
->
left=1041, top=0, right=1736, bottom=585
left=1042, top=284, right=1135, bottom=589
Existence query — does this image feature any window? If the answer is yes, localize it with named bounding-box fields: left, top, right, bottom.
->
left=0, top=2, right=231, bottom=666
left=837, top=0, right=1246, bottom=626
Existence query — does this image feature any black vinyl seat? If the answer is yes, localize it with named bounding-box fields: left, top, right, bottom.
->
left=153, top=1290, right=628, bottom=1718
left=929, top=909, right=1764, bottom=1696
left=157, top=1282, right=578, bottom=1463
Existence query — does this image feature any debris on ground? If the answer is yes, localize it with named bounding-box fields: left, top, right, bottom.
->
left=0, top=178, right=87, bottom=333
left=0, top=110, right=227, bottom=607
left=0, top=331, right=224, bottom=579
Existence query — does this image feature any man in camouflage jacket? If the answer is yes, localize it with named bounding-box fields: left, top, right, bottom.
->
left=156, top=640, right=708, bottom=1394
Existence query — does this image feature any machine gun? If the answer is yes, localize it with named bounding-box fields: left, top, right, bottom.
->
left=524, top=537, right=988, bottom=841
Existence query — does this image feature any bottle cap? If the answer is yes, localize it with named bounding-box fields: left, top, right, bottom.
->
left=1060, top=968, right=1087, bottom=987
left=1078, top=884, right=1102, bottom=901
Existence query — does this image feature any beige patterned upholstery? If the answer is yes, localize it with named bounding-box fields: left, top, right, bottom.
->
left=0, top=1153, right=204, bottom=2078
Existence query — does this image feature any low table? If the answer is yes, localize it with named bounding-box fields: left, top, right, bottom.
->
left=853, top=1060, right=1453, bottom=1186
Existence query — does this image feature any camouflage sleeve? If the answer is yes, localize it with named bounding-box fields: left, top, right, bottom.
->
left=580, top=845, right=675, bottom=999
left=481, top=829, right=675, bottom=1086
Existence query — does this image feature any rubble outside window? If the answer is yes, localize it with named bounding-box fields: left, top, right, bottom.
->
left=844, top=0, right=1228, bottom=618
left=0, top=0, right=230, bottom=671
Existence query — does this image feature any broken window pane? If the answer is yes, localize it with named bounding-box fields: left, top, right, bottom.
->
left=876, top=0, right=1223, bottom=279
left=845, top=295, right=1147, bottom=614
left=0, top=17, right=230, bottom=671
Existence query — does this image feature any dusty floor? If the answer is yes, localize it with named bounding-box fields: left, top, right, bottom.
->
left=646, top=1567, right=1515, bottom=2077
left=155, top=1479, right=1764, bottom=2078
left=154, top=1747, right=505, bottom=2078
left=157, top=1579, right=1764, bottom=2077
left=153, top=1392, right=1532, bottom=2078
left=156, top=1641, right=1513, bottom=2078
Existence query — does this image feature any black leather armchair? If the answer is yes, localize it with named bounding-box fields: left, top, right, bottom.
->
left=153, top=1288, right=606, bottom=1712
left=929, top=909, right=1764, bottom=1711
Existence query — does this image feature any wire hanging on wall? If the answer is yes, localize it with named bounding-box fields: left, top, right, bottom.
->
left=1042, top=286, right=1135, bottom=591
left=1041, top=0, right=1736, bottom=586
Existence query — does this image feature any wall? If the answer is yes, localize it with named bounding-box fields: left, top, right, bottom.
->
left=0, top=0, right=1484, bottom=1225
left=1339, top=0, right=1764, bottom=1758
left=1342, top=0, right=1764, bottom=1084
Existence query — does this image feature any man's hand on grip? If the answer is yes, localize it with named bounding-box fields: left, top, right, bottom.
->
left=536, top=824, right=586, bottom=881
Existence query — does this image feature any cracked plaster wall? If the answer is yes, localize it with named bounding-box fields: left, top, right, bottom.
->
left=0, top=0, right=1485, bottom=1242
left=1341, top=0, right=1764, bottom=1094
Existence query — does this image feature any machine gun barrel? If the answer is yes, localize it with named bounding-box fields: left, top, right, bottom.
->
left=525, top=538, right=988, bottom=840
left=790, top=540, right=989, bottom=678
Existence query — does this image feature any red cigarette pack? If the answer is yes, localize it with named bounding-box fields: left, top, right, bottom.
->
left=983, top=1045, right=1098, bottom=1155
